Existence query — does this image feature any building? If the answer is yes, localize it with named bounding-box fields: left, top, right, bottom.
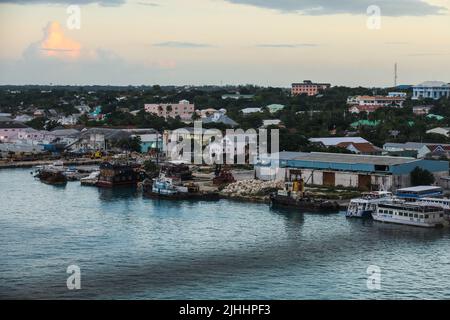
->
left=291, top=80, right=331, bottom=96
left=262, top=119, right=283, bottom=128
left=336, top=142, right=382, bottom=155
left=350, top=120, right=380, bottom=129
left=348, top=105, right=382, bottom=114
left=413, top=81, right=450, bottom=100
left=347, top=95, right=405, bottom=108
left=202, top=112, right=238, bottom=127
left=388, top=92, right=407, bottom=98
left=123, top=128, right=162, bottom=153
left=412, top=105, right=434, bottom=115
left=426, top=127, right=450, bottom=137
left=221, top=93, right=255, bottom=100
left=309, top=137, right=370, bottom=147
left=241, top=107, right=262, bottom=115
left=69, top=128, right=131, bottom=152
left=144, top=100, right=195, bottom=121
left=0, top=117, right=29, bottom=142
left=266, top=104, right=285, bottom=114
left=255, top=152, right=449, bottom=191
left=383, top=142, right=431, bottom=158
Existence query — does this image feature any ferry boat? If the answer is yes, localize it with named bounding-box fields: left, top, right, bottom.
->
left=372, top=202, right=446, bottom=228
left=96, top=162, right=138, bottom=188
left=346, top=191, right=393, bottom=218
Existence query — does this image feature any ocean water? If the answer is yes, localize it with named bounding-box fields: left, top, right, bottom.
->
left=1, top=168, right=450, bottom=299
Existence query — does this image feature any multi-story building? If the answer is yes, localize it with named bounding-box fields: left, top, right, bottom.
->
left=291, top=80, right=331, bottom=96
left=347, top=95, right=406, bottom=107
left=144, top=100, right=195, bottom=121
left=413, top=81, right=450, bottom=100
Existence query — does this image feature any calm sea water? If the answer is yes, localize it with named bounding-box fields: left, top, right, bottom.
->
left=1, top=168, right=450, bottom=299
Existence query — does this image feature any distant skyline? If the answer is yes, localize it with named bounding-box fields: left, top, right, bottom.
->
left=0, top=0, right=449, bottom=87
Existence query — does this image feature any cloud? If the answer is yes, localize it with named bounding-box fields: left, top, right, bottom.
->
left=256, top=43, right=318, bottom=48
left=0, top=0, right=125, bottom=5
left=25, top=21, right=81, bottom=60
left=223, top=0, right=447, bottom=16
left=153, top=41, right=213, bottom=48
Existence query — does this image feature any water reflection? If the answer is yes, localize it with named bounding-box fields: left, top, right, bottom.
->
left=97, top=186, right=139, bottom=202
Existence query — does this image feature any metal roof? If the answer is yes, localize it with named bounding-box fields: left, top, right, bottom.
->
left=287, top=152, right=416, bottom=166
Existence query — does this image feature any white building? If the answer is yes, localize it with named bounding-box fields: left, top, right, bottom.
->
left=241, top=107, right=262, bottom=115
left=426, top=127, right=450, bottom=137
left=413, top=81, right=450, bottom=100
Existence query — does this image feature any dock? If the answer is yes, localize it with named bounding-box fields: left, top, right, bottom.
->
left=0, top=159, right=103, bottom=170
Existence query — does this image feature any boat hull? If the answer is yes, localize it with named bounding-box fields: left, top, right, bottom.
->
left=144, top=190, right=220, bottom=201
left=270, top=194, right=340, bottom=212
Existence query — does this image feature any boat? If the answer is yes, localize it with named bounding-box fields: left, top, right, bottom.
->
left=346, top=191, right=394, bottom=218
left=144, top=174, right=219, bottom=201
left=372, top=202, right=447, bottom=228
left=96, top=162, right=138, bottom=188
left=80, top=171, right=100, bottom=186
left=270, top=190, right=340, bottom=212
left=36, top=167, right=67, bottom=185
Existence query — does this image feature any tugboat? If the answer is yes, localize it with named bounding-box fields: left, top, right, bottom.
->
left=144, top=174, right=219, bottom=201
left=346, top=191, right=394, bottom=218
left=270, top=179, right=340, bottom=212
left=96, top=162, right=138, bottom=188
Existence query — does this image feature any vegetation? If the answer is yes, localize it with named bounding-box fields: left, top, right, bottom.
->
left=410, top=167, right=435, bottom=186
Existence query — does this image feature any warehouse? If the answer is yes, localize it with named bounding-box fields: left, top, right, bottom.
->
left=255, top=152, right=449, bottom=191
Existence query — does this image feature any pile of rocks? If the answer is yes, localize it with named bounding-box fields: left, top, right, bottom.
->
left=221, top=179, right=283, bottom=197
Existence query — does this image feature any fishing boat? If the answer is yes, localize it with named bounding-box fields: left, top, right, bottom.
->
left=144, top=174, right=219, bottom=200
left=346, top=191, right=394, bottom=218
left=372, top=202, right=446, bottom=228
left=36, top=167, right=67, bottom=185
left=96, top=162, right=138, bottom=188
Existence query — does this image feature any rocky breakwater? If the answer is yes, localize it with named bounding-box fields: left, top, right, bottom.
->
left=220, top=179, right=283, bottom=203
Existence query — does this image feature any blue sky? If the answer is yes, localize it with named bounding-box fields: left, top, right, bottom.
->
left=0, top=0, right=449, bottom=87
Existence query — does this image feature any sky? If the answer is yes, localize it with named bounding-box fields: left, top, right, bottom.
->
left=0, top=0, right=449, bottom=87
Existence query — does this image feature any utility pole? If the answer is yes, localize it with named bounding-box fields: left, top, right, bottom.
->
left=394, top=63, right=398, bottom=88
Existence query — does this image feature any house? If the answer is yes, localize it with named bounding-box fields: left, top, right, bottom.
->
left=266, top=104, right=285, bottom=114
left=426, top=114, right=444, bottom=121
left=388, top=92, right=407, bottom=98
left=123, top=128, right=162, bottom=153
left=336, top=142, right=382, bottom=155
left=254, top=151, right=449, bottom=191
left=383, top=142, right=431, bottom=159
left=350, top=120, right=380, bottom=129
left=413, top=81, right=450, bottom=100
left=196, top=108, right=224, bottom=118
left=426, top=127, right=450, bottom=137
left=58, top=114, right=80, bottom=126
left=309, top=137, right=370, bottom=147
left=413, top=105, right=434, bottom=115
left=348, top=105, right=382, bottom=114
left=14, top=114, right=34, bottom=123
left=202, top=112, right=238, bottom=127
left=291, top=80, right=331, bottom=96
left=144, top=100, right=195, bottom=121
left=221, top=93, right=255, bottom=100
left=262, top=119, right=283, bottom=128
left=241, top=108, right=262, bottom=115
left=347, top=95, right=405, bottom=108
left=75, top=105, right=91, bottom=114
left=69, top=128, right=132, bottom=152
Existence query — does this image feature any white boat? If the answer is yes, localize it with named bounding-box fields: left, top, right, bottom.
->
left=80, top=171, right=100, bottom=186
left=346, top=191, right=394, bottom=218
left=372, top=202, right=446, bottom=228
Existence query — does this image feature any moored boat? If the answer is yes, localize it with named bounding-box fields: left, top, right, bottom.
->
left=96, top=162, right=138, bottom=188
left=36, top=168, right=67, bottom=185
left=372, top=202, right=447, bottom=228
left=80, top=171, right=100, bottom=186
left=144, top=174, right=219, bottom=201
left=346, top=191, right=394, bottom=218
left=270, top=190, right=340, bottom=212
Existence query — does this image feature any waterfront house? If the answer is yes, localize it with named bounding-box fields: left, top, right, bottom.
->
left=255, top=152, right=449, bottom=191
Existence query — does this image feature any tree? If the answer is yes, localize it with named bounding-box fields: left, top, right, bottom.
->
left=410, top=167, right=435, bottom=186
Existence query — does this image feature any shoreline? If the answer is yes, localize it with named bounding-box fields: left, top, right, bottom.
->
left=0, top=159, right=103, bottom=169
